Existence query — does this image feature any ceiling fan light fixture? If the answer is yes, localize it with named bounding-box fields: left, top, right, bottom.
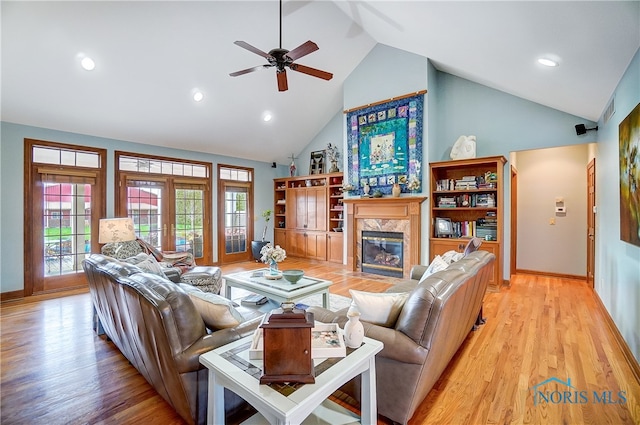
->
left=537, top=57, right=559, bottom=67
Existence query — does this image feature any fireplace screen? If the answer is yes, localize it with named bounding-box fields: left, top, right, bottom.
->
left=361, top=231, right=404, bottom=278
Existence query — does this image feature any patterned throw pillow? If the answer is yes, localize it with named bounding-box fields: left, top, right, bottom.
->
left=348, top=289, right=409, bottom=327
left=124, top=253, right=165, bottom=277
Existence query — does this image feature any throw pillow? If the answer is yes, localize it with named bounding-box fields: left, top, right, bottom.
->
left=418, top=255, right=450, bottom=283
left=348, top=289, right=409, bottom=327
left=124, top=253, right=165, bottom=277
left=187, top=290, right=245, bottom=330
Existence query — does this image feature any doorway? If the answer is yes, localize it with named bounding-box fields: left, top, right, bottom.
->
left=24, top=139, right=106, bottom=295
left=218, top=165, right=254, bottom=264
left=511, top=144, right=595, bottom=280
left=115, top=152, right=212, bottom=262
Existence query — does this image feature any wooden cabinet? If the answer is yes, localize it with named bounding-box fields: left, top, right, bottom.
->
left=274, top=228, right=286, bottom=248
left=429, top=156, right=506, bottom=291
left=327, top=232, right=343, bottom=263
left=430, top=238, right=498, bottom=287
left=287, top=187, right=327, bottom=231
left=274, top=173, right=343, bottom=262
left=285, top=230, right=327, bottom=261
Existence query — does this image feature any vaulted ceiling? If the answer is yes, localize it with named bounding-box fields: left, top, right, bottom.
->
left=3, top=1, right=639, bottom=164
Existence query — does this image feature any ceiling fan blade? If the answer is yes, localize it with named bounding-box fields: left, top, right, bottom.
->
left=289, top=63, right=333, bottom=81
left=233, top=41, right=272, bottom=59
left=229, top=64, right=271, bottom=77
left=285, top=40, right=318, bottom=61
left=277, top=69, right=288, bottom=92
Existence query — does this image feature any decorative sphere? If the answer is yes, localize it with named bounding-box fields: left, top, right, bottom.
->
left=282, top=269, right=304, bottom=283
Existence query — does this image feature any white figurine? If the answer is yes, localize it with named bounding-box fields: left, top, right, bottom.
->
left=450, top=135, right=477, bottom=160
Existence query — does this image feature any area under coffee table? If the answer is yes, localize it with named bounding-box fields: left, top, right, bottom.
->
left=223, top=269, right=333, bottom=309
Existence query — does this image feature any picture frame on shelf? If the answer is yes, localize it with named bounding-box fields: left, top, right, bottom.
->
left=309, top=150, right=325, bottom=175
left=435, top=217, right=454, bottom=238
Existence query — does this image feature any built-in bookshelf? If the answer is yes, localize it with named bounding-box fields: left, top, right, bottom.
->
left=273, top=172, right=343, bottom=263
left=429, top=156, right=506, bottom=290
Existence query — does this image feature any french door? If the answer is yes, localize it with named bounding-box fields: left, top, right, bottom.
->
left=115, top=152, right=211, bottom=262
left=24, top=140, right=106, bottom=295
left=218, top=165, right=254, bottom=263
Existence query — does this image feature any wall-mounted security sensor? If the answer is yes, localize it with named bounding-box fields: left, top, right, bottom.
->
left=271, top=162, right=277, bottom=168
left=575, top=124, right=598, bottom=135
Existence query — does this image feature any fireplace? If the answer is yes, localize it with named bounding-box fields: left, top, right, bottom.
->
left=361, top=231, right=404, bottom=278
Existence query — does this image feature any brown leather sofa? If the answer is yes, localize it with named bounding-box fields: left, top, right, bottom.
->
left=82, top=254, right=262, bottom=425
left=309, top=250, right=495, bottom=424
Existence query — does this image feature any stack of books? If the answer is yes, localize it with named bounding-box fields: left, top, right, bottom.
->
left=476, top=217, right=497, bottom=240
left=475, top=193, right=496, bottom=207
left=437, top=196, right=457, bottom=208
left=455, top=176, right=478, bottom=190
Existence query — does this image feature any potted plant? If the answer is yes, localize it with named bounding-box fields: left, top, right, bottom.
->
left=251, top=209, right=272, bottom=261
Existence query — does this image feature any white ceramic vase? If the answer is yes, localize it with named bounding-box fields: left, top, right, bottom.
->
left=343, top=311, right=364, bottom=348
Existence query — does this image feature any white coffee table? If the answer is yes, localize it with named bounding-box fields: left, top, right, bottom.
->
left=199, top=334, right=383, bottom=425
left=223, top=269, right=333, bottom=309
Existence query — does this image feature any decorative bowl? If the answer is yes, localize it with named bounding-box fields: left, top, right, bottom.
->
left=282, top=269, right=304, bottom=283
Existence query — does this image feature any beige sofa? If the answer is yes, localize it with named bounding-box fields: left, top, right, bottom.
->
left=309, top=250, right=495, bottom=424
left=82, top=254, right=262, bottom=425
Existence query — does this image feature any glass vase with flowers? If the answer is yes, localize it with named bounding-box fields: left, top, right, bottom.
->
left=260, top=243, right=287, bottom=275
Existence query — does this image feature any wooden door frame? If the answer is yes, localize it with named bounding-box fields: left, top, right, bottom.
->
left=587, top=158, right=596, bottom=289
left=510, top=165, right=518, bottom=279
left=114, top=151, right=212, bottom=263
left=23, top=139, right=106, bottom=297
left=217, top=165, right=255, bottom=264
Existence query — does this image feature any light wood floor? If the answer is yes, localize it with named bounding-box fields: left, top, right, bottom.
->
left=1, top=259, right=639, bottom=424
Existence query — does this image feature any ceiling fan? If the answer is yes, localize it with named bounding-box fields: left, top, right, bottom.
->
left=229, top=0, right=333, bottom=92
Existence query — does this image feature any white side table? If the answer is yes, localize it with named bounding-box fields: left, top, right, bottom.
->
left=199, top=334, right=383, bottom=424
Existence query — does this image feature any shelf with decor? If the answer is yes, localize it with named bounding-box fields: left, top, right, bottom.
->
left=429, top=156, right=506, bottom=290
left=273, top=172, right=343, bottom=262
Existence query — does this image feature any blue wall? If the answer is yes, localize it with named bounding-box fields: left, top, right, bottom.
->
left=594, top=47, right=640, bottom=362
left=342, top=43, right=639, bottom=363
left=0, top=122, right=280, bottom=293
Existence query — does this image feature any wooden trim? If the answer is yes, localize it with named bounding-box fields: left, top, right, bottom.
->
left=510, top=165, right=518, bottom=279
left=593, top=290, right=640, bottom=384
left=343, top=90, right=427, bottom=114
left=343, top=196, right=427, bottom=277
left=1, top=290, right=25, bottom=302
left=516, top=269, right=586, bottom=280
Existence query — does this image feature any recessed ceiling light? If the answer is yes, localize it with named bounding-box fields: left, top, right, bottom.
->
left=81, top=57, right=96, bottom=71
left=263, top=113, right=273, bottom=122
left=537, top=58, right=559, bottom=67
left=193, top=91, right=204, bottom=102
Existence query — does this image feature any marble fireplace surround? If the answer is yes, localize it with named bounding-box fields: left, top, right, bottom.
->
left=342, top=196, right=428, bottom=278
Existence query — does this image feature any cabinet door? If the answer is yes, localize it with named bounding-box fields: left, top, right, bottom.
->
left=430, top=239, right=499, bottom=288
left=306, top=187, right=327, bottom=231
left=286, top=231, right=306, bottom=257
left=274, top=229, right=286, bottom=249
left=287, top=190, right=307, bottom=230
left=327, top=232, right=343, bottom=263
left=305, top=232, right=327, bottom=261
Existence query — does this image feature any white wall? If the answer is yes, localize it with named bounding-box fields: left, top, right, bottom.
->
left=515, top=144, right=591, bottom=276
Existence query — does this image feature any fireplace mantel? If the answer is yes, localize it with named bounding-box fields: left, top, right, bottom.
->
left=343, top=196, right=427, bottom=276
